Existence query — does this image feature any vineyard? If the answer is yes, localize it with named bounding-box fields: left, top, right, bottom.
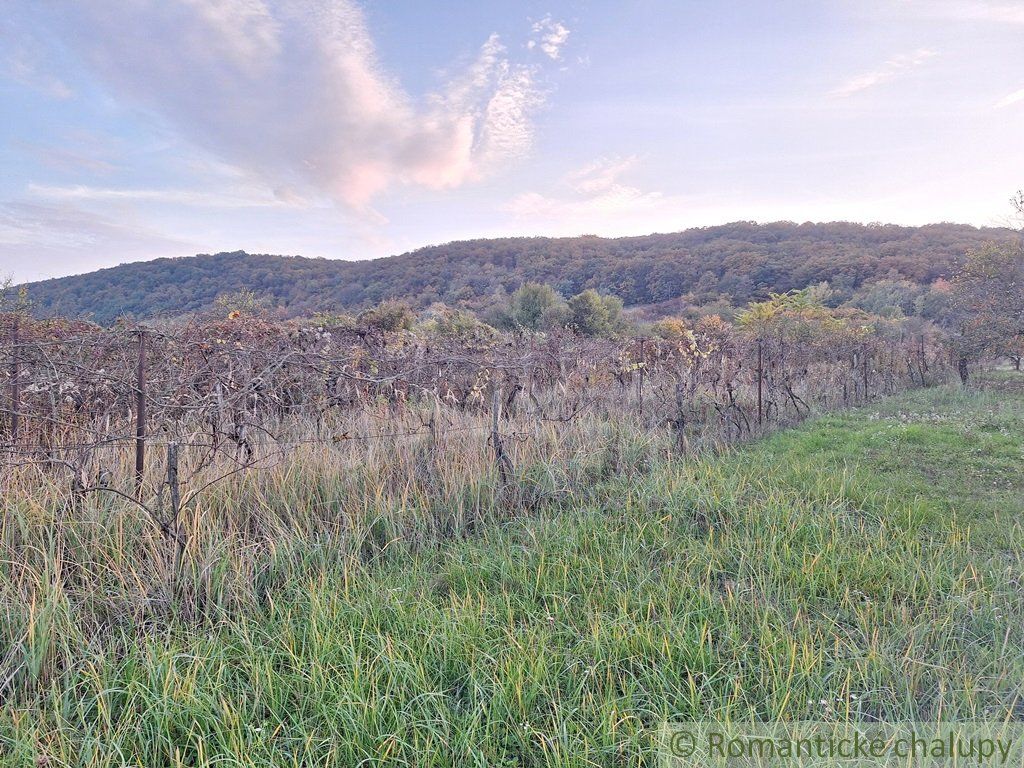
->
left=6, top=301, right=1024, bottom=767
left=1, top=303, right=947, bottom=623
left=2, top=303, right=948, bottom=504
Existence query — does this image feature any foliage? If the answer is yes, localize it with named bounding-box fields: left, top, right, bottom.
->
left=213, top=287, right=269, bottom=318
left=736, top=288, right=850, bottom=335
left=419, top=303, right=497, bottom=346
left=947, top=241, right=1024, bottom=368
left=15, top=222, right=1017, bottom=324
left=0, top=279, right=31, bottom=315
left=357, top=299, right=415, bottom=333
left=650, top=316, right=692, bottom=339
left=310, top=310, right=359, bottom=331
left=566, top=288, right=625, bottom=337
left=914, top=278, right=952, bottom=321
left=848, top=278, right=922, bottom=318
left=490, top=282, right=568, bottom=332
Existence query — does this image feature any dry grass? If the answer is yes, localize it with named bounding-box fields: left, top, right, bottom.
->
left=2, top=379, right=1022, bottom=766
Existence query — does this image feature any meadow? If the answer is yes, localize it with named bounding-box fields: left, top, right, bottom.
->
left=2, top=373, right=1021, bottom=767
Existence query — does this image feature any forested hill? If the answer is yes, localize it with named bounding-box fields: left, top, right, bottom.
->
left=17, top=221, right=1019, bottom=324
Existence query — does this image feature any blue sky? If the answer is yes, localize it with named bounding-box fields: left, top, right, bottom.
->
left=2, top=0, right=1023, bottom=282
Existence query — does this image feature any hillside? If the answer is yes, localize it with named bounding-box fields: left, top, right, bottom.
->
left=17, top=221, right=1019, bottom=324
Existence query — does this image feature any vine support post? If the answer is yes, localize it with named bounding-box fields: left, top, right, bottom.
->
left=135, top=329, right=146, bottom=499
left=862, top=343, right=869, bottom=401
left=165, top=440, right=187, bottom=581
left=490, top=384, right=513, bottom=495
left=429, top=393, right=442, bottom=462
left=756, top=337, right=764, bottom=427
left=167, top=441, right=181, bottom=540
left=637, top=338, right=645, bottom=418
left=9, top=316, right=20, bottom=446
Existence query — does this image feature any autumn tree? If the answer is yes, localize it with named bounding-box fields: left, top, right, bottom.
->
left=651, top=316, right=691, bottom=339
left=947, top=241, right=1024, bottom=381
left=214, top=288, right=267, bottom=318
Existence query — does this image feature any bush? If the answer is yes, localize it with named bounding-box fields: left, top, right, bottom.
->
left=567, top=289, right=625, bottom=337
left=358, top=300, right=415, bottom=333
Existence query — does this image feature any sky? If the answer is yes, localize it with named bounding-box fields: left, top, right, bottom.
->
left=2, top=0, right=1023, bottom=283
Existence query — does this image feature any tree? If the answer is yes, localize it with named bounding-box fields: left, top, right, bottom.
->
left=0, top=279, right=31, bottom=315
left=15, top=224, right=1015, bottom=325
left=214, top=288, right=267, bottom=318
left=651, top=316, right=691, bottom=339
left=913, top=279, right=952, bottom=322
left=567, top=289, right=624, bottom=337
left=493, top=282, right=568, bottom=332
left=947, top=241, right=1024, bottom=382
left=848, top=279, right=921, bottom=319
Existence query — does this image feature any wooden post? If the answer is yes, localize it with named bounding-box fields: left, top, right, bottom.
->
left=637, top=338, right=645, bottom=418
left=9, top=316, right=19, bottom=445
left=167, top=441, right=180, bottom=532
left=862, top=345, right=869, bottom=401
left=756, top=338, right=763, bottom=427
left=166, top=441, right=186, bottom=574
left=490, top=386, right=512, bottom=493
left=135, top=329, right=146, bottom=498
left=429, top=393, right=442, bottom=467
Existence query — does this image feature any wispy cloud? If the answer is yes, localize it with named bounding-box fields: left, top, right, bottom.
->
left=38, top=1, right=555, bottom=212
left=506, top=156, right=688, bottom=228
left=994, top=87, right=1024, bottom=109
left=902, top=0, right=1024, bottom=25
left=528, top=15, right=571, bottom=61
left=829, top=48, right=937, bottom=98
left=1, top=23, right=73, bottom=100
left=26, top=183, right=312, bottom=209
left=13, top=141, right=117, bottom=174
left=0, top=201, right=191, bottom=281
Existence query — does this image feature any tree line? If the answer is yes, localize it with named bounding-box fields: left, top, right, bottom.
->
left=14, top=221, right=1018, bottom=325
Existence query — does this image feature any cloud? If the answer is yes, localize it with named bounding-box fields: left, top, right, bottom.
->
left=506, top=156, right=686, bottom=228
left=994, top=87, right=1024, bottom=109
left=829, top=49, right=937, bottom=98
left=26, top=182, right=313, bottom=209
left=38, top=1, right=551, bottom=211
left=0, top=21, right=73, bottom=100
left=0, top=202, right=191, bottom=281
left=902, top=0, right=1024, bottom=25
left=13, top=141, right=117, bottom=174
left=566, top=156, right=641, bottom=195
left=528, top=15, right=571, bottom=60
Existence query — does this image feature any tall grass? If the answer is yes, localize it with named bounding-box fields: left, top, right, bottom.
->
left=2, top=382, right=1023, bottom=766
left=1, top=405, right=663, bottom=696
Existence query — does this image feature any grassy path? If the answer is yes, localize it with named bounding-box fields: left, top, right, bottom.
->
left=3, top=384, right=1023, bottom=767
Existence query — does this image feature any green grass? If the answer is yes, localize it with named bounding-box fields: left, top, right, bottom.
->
left=3, top=383, right=1023, bottom=767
